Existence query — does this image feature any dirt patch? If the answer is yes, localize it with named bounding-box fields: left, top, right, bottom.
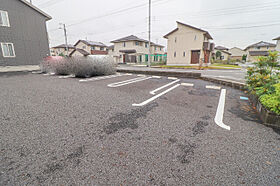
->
left=192, top=121, right=209, bottom=137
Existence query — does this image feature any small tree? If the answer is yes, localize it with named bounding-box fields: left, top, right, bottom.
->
left=242, top=54, right=247, bottom=62
left=216, top=51, right=222, bottom=60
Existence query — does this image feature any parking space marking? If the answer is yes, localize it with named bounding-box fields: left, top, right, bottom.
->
left=43, top=73, right=55, bottom=76
left=133, top=84, right=181, bottom=107
left=59, top=75, right=75, bottom=79
left=215, top=89, right=231, bottom=131
left=181, top=83, right=194, bottom=87
left=108, top=76, right=152, bottom=88
left=206, top=85, right=221, bottom=90
left=168, top=77, right=178, bottom=80
left=79, top=74, right=125, bottom=82
left=31, top=71, right=42, bottom=74
left=150, top=79, right=181, bottom=95
left=152, top=76, right=161, bottom=79
left=137, top=74, right=146, bottom=77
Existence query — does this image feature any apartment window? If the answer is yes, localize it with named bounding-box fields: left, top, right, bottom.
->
left=174, top=52, right=176, bottom=57
left=123, top=42, right=126, bottom=47
left=145, top=43, right=148, bottom=48
left=183, top=52, right=186, bottom=57
left=1, top=43, right=15, bottom=57
left=0, top=10, right=10, bottom=27
left=91, top=46, right=95, bottom=50
left=100, top=47, right=104, bottom=51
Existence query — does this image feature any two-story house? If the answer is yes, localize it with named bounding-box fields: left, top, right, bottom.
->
left=273, top=36, right=280, bottom=52
left=70, top=40, right=108, bottom=56
left=228, top=47, right=247, bottom=61
left=110, top=35, right=165, bottom=63
left=245, top=41, right=276, bottom=62
left=164, top=21, right=214, bottom=66
left=50, top=44, right=75, bottom=56
left=0, top=0, right=51, bottom=66
left=214, top=46, right=231, bottom=61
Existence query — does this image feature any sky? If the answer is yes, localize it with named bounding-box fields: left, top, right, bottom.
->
left=31, top=0, right=280, bottom=49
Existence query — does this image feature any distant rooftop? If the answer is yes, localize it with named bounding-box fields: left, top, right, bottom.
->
left=111, top=35, right=164, bottom=47
left=215, top=46, right=229, bottom=50
left=245, top=41, right=276, bottom=50
left=75, top=40, right=107, bottom=47
left=53, top=44, right=75, bottom=49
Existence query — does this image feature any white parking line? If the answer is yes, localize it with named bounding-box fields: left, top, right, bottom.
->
left=43, top=72, right=55, bottom=76
left=79, top=74, right=125, bottom=82
left=206, top=85, right=221, bottom=90
left=168, top=77, right=178, bottom=80
left=215, top=89, right=231, bottom=131
left=133, top=84, right=181, bottom=107
left=152, top=76, right=161, bottom=79
left=31, top=71, right=42, bottom=74
left=150, top=79, right=181, bottom=95
left=59, top=75, right=75, bottom=79
left=108, top=76, right=152, bottom=88
left=181, top=83, right=194, bottom=87
left=137, top=74, right=146, bottom=77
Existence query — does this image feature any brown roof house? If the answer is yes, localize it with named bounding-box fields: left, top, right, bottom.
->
left=71, top=40, right=108, bottom=56
left=245, top=41, right=276, bottom=62
left=50, top=44, right=75, bottom=56
left=110, top=35, right=165, bottom=63
left=164, top=21, right=214, bottom=66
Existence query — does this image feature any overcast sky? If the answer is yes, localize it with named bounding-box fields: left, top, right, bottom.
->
left=32, top=0, right=280, bottom=49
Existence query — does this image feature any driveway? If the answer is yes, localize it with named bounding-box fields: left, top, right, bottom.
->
left=0, top=72, right=279, bottom=185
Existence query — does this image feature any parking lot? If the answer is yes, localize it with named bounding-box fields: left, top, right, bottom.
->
left=0, top=72, right=279, bottom=185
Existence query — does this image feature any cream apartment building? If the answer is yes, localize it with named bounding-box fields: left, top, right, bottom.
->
left=245, top=41, right=276, bottom=62
left=164, top=21, right=214, bottom=66
left=110, top=35, right=165, bottom=63
left=50, top=44, right=75, bottom=56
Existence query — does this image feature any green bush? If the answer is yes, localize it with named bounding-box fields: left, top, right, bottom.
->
left=260, top=83, right=280, bottom=114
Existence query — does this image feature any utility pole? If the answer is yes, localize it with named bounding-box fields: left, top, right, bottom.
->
left=148, top=0, right=151, bottom=67
left=59, top=23, right=69, bottom=56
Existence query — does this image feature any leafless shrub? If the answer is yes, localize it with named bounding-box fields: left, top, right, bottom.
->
left=39, top=56, right=116, bottom=78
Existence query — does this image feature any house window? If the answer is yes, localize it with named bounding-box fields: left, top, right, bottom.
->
left=83, top=46, right=86, bottom=49
left=1, top=43, right=15, bottom=57
left=145, top=43, right=148, bottom=48
left=100, top=47, right=104, bottom=51
left=174, top=52, right=176, bottom=57
left=91, top=46, right=95, bottom=50
left=267, top=47, right=269, bottom=49
left=0, top=10, right=10, bottom=27
left=160, top=47, right=162, bottom=51
left=194, top=35, right=197, bottom=40
left=255, top=47, right=260, bottom=50
left=123, top=42, right=126, bottom=47
left=155, top=46, right=157, bottom=51
left=183, top=52, right=186, bottom=57
left=175, top=37, right=177, bottom=43
left=135, top=41, right=139, bottom=46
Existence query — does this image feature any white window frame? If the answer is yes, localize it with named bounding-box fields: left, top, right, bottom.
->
left=0, top=10, right=10, bottom=27
left=1, top=42, right=16, bottom=57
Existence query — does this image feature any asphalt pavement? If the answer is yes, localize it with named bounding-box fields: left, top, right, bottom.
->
left=0, top=72, right=279, bottom=185
left=117, top=65, right=247, bottom=83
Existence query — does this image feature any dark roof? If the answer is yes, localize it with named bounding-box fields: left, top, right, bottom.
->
left=245, top=41, right=276, bottom=50
left=111, top=35, right=147, bottom=43
left=273, top=36, right=280, bottom=40
left=220, top=50, right=232, bottom=55
left=107, top=45, right=114, bottom=50
left=215, top=46, right=229, bottom=50
left=75, top=40, right=107, bottom=47
left=53, top=44, right=75, bottom=49
left=111, top=35, right=164, bottom=47
left=69, top=49, right=90, bottom=56
left=164, top=21, right=213, bottom=40
left=19, top=0, right=52, bottom=20
left=119, top=49, right=137, bottom=54
left=249, top=51, right=269, bottom=56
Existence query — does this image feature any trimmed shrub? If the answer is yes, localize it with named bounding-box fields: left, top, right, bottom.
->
left=40, top=56, right=116, bottom=78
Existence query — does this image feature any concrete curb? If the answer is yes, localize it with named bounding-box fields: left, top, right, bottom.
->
left=117, top=69, right=201, bottom=79
left=249, top=94, right=280, bottom=128
left=200, top=76, right=246, bottom=90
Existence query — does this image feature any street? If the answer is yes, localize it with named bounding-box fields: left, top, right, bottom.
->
left=0, top=72, right=279, bottom=185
